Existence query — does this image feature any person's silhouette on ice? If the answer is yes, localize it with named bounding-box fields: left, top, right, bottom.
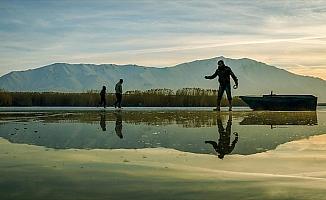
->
left=205, top=60, right=238, bottom=111
left=114, top=79, right=123, bottom=109
left=99, top=86, right=107, bottom=108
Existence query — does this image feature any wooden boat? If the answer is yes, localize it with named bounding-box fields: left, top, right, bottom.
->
left=239, top=92, right=317, bottom=111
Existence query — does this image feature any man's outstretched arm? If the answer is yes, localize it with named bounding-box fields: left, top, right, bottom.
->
left=205, top=70, right=218, bottom=79
left=230, top=70, right=238, bottom=86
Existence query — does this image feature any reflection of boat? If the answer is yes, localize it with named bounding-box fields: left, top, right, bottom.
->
left=240, top=94, right=317, bottom=111
left=240, top=112, right=317, bottom=126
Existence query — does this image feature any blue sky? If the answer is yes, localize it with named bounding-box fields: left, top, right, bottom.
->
left=1, top=0, right=326, bottom=79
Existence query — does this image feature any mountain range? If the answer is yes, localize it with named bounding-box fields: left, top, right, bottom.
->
left=1, top=56, right=326, bottom=101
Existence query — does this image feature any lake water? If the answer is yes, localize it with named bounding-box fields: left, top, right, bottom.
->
left=1, top=107, right=325, bottom=156
left=1, top=107, right=326, bottom=199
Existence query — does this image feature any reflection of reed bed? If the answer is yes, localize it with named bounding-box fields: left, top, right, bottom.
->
left=240, top=111, right=318, bottom=125
left=0, top=111, right=228, bottom=128
left=177, top=119, right=216, bottom=128
left=45, top=113, right=98, bottom=124
left=0, top=113, right=47, bottom=122
left=113, top=111, right=220, bottom=128
left=0, top=112, right=47, bottom=119
left=124, top=119, right=175, bottom=126
left=123, top=118, right=216, bottom=128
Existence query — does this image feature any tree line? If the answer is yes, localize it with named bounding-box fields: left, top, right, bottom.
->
left=0, top=88, right=246, bottom=107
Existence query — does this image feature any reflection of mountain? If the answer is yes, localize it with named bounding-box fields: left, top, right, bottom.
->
left=0, top=111, right=325, bottom=155
left=240, top=112, right=317, bottom=126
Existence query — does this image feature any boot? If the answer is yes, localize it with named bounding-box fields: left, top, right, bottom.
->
left=213, top=106, right=220, bottom=111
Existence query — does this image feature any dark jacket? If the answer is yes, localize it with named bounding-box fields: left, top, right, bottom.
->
left=206, top=65, right=238, bottom=85
left=100, top=89, right=106, bottom=99
left=115, top=82, right=122, bottom=94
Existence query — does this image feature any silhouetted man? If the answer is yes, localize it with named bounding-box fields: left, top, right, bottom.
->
left=99, top=86, right=106, bottom=108
left=114, top=112, right=123, bottom=138
left=205, top=113, right=238, bottom=159
left=114, top=79, right=123, bottom=109
left=205, top=60, right=238, bottom=111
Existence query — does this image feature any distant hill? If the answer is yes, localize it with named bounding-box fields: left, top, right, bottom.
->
left=1, top=56, right=326, bottom=101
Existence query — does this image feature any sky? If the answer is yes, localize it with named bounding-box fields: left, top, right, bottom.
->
left=0, top=0, right=326, bottom=80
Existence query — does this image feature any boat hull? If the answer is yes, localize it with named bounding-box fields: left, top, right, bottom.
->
left=239, top=95, right=317, bottom=111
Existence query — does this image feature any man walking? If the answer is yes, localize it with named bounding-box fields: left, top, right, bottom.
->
left=114, top=79, right=123, bottom=109
left=99, top=86, right=107, bottom=108
left=205, top=60, right=238, bottom=111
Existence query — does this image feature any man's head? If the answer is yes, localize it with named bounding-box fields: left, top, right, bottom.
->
left=119, top=79, right=123, bottom=83
left=217, top=60, right=225, bottom=67
left=102, top=86, right=106, bottom=90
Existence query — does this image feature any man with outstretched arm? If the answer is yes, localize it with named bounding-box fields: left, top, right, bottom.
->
left=205, top=60, right=238, bottom=111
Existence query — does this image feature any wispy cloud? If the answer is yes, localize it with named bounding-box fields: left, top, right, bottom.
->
left=0, top=0, right=325, bottom=79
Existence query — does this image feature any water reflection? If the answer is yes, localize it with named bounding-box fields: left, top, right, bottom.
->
left=114, top=112, right=123, bottom=139
left=240, top=112, right=317, bottom=126
left=100, top=112, right=106, bottom=131
left=0, top=110, right=325, bottom=156
left=205, top=113, right=238, bottom=159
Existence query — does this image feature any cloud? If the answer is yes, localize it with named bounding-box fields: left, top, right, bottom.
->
left=0, top=0, right=325, bottom=79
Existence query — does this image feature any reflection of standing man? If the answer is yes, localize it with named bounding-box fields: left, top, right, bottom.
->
left=205, top=113, right=238, bottom=159
left=114, top=112, right=123, bottom=139
left=100, top=113, right=106, bottom=131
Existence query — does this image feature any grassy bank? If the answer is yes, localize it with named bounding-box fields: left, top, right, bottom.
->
left=0, top=88, right=246, bottom=107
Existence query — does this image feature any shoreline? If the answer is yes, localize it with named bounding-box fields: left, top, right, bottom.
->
left=0, top=106, right=325, bottom=112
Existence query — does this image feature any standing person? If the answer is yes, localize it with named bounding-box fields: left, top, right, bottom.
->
left=99, top=86, right=106, bottom=108
left=114, top=79, right=123, bottom=109
left=205, top=60, right=238, bottom=111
